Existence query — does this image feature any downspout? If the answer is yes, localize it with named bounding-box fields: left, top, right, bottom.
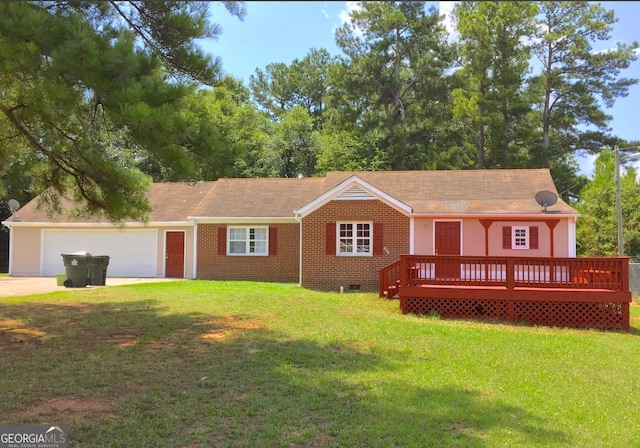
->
left=295, top=212, right=302, bottom=287
left=190, top=219, right=198, bottom=279
left=2, top=222, right=12, bottom=275
left=409, top=216, right=415, bottom=254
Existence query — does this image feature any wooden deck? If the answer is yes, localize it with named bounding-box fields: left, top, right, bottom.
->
left=379, top=255, right=631, bottom=330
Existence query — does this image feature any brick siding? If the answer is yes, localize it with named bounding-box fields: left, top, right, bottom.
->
left=197, top=223, right=299, bottom=282
left=302, top=200, right=410, bottom=292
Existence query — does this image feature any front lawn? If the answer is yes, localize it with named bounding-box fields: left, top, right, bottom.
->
left=1, top=281, right=639, bottom=447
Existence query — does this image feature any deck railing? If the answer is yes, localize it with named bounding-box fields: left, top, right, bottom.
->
left=378, top=259, right=400, bottom=298
left=378, top=255, right=631, bottom=330
left=397, top=255, right=628, bottom=291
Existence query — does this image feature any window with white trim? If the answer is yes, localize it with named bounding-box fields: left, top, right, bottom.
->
left=338, top=222, right=372, bottom=256
left=228, top=226, right=268, bottom=255
left=512, top=226, right=529, bottom=249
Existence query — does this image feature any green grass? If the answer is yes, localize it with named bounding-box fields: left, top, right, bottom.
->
left=1, top=281, right=639, bottom=447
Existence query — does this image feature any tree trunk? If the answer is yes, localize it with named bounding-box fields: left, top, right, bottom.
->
left=502, top=101, right=510, bottom=167
left=478, top=120, right=485, bottom=169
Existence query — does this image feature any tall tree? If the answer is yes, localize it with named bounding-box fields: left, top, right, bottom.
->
left=249, top=62, right=299, bottom=120
left=0, top=1, right=245, bottom=221
left=532, top=1, right=638, bottom=168
left=453, top=1, right=538, bottom=169
left=186, top=77, right=255, bottom=180
left=330, top=1, right=456, bottom=170
left=316, top=129, right=375, bottom=173
left=290, top=48, right=338, bottom=130
left=576, top=150, right=640, bottom=258
left=249, top=48, right=338, bottom=129
left=268, top=106, right=320, bottom=178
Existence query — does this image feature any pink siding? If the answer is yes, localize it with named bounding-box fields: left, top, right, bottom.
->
left=413, top=217, right=573, bottom=258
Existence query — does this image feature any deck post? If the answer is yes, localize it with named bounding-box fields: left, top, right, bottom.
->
left=506, top=258, right=515, bottom=317
left=506, top=258, right=515, bottom=294
left=620, top=257, right=629, bottom=292
left=398, top=255, right=409, bottom=313
left=620, top=257, right=630, bottom=331
left=399, top=255, right=409, bottom=288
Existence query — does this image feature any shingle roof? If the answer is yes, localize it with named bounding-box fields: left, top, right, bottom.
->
left=3, top=169, right=577, bottom=224
left=324, top=169, right=577, bottom=214
left=6, top=182, right=218, bottom=223
left=190, top=177, right=327, bottom=217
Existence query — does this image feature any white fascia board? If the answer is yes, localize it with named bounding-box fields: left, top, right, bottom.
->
left=411, top=213, right=579, bottom=219
left=188, top=216, right=298, bottom=224
left=2, top=221, right=194, bottom=228
left=294, top=175, right=412, bottom=217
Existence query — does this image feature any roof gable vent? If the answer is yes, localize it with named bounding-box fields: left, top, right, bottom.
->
left=336, top=184, right=375, bottom=200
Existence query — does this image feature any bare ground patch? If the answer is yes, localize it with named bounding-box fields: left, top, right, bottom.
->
left=24, top=396, right=115, bottom=423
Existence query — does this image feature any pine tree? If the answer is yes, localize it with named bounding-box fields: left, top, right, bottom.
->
left=0, top=1, right=245, bottom=221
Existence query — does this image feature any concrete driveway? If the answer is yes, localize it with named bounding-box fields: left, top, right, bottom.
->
left=0, top=276, right=186, bottom=298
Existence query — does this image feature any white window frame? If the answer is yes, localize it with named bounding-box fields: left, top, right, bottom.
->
left=512, top=226, right=529, bottom=250
left=337, top=221, right=373, bottom=257
left=227, top=226, right=268, bottom=256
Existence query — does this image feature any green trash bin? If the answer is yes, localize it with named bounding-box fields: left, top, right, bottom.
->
left=61, top=252, right=90, bottom=288
left=87, top=255, right=110, bottom=286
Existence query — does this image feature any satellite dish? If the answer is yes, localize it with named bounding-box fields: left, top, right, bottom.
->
left=535, top=190, right=557, bottom=213
left=8, top=199, right=20, bottom=214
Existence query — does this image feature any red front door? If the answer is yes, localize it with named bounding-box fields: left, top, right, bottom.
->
left=165, top=231, right=185, bottom=278
left=435, top=221, right=461, bottom=279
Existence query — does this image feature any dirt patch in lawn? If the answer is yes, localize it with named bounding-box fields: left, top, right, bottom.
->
left=20, top=374, right=168, bottom=424
left=24, top=396, right=115, bottom=422
left=1, top=307, right=269, bottom=425
left=0, top=317, right=48, bottom=345
left=197, top=315, right=263, bottom=341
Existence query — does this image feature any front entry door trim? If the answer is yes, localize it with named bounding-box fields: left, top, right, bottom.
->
left=165, top=230, right=186, bottom=278
left=434, top=220, right=462, bottom=279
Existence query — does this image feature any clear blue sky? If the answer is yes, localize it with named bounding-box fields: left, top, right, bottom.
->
left=201, top=1, right=640, bottom=176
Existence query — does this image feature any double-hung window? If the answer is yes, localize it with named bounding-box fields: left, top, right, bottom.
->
left=512, top=226, right=529, bottom=249
left=228, top=226, right=268, bottom=255
left=337, top=222, right=372, bottom=256
left=503, top=225, right=538, bottom=250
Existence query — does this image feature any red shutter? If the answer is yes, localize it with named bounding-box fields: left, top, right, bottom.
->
left=269, top=227, right=277, bottom=255
left=373, top=222, right=384, bottom=255
left=503, top=226, right=512, bottom=249
left=217, top=227, right=226, bottom=255
left=530, top=226, right=538, bottom=250
left=326, top=223, right=336, bottom=255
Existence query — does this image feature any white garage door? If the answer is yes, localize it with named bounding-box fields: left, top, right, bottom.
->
left=42, top=229, right=158, bottom=277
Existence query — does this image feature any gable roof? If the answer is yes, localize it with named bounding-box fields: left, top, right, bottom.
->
left=322, top=169, right=577, bottom=215
left=190, top=168, right=577, bottom=219
left=294, top=174, right=413, bottom=217
left=2, top=169, right=578, bottom=225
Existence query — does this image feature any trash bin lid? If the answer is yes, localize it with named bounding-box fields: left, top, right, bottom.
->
left=61, top=251, right=92, bottom=256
